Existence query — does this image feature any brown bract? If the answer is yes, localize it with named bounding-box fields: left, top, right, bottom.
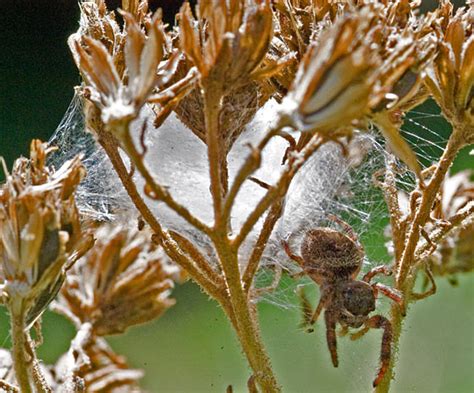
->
left=0, top=140, right=92, bottom=327
left=425, top=0, right=474, bottom=138
left=56, top=225, right=181, bottom=336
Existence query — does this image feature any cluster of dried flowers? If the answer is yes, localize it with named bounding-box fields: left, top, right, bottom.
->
left=0, top=143, right=181, bottom=392
left=1, top=0, right=473, bottom=392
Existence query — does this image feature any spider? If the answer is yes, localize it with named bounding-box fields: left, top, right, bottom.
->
left=282, top=216, right=403, bottom=387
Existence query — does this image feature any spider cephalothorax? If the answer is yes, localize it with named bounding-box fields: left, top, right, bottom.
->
left=283, top=217, right=402, bottom=387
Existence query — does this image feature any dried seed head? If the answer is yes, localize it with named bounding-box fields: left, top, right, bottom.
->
left=178, top=0, right=274, bottom=89
left=393, top=170, right=474, bottom=283
left=0, top=140, right=92, bottom=327
left=56, top=225, right=181, bottom=336
left=281, top=1, right=437, bottom=176
left=282, top=8, right=384, bottom=134
left=425, top=0, right=474, bottom=132
left=425, top=170, right=474, bottom=281
left=70, top=3, right=195, bottom=142
left=55, top=335, right=143, bottom=393
left=267, top=0, right=333, bottom=100
left=170, top=58, right=261, bottom=154
left=175, top=0, right=285, bottom=152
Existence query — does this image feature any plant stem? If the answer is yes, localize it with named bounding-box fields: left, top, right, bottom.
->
left=395, top=129, right=463, bottom=286
left=96, top=126, right=223, bottom=301
left=215, top=237, right=281, bottom=393
left=10, top=303, right=32, bottom=393
left=203, top=89, right=227, bottom=223
left=375, top=125, right=464, bottom=393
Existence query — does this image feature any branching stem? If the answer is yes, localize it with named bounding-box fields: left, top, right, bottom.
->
left=375, top=124, right=465, bottom=393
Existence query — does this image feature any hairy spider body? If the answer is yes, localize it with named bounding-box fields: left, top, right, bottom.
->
left=283, top=219, right=402, bottom=387
left=301, top=228, right=364, bottom=283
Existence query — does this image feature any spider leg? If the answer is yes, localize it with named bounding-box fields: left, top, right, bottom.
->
left=362, top=265, right=392, bottom=283
left=282, top=239, right=305, bottom=268
left=327, top=214, right=358, bottom=243
left=296, top=285, right=314, bottom=331
left=349, top=325, right=370, bottom=341
left=338, top=325, right=349, bottom=337
left=364, top=315, right=392, bottom=387
left=309, top=291, right=327, bottom=326
left=411, top=263, right=437, bottom=301
left=247, top=374, right=258, bottom=393
left=324, top=310, right=339, bottom=368
left=252, top=265, right=282, bottom=297
left=372, top=283, right=404, bottom=309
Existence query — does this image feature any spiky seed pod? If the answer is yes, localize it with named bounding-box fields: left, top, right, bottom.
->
left=56, top=225, right=181, bottom=336
left=0, top=140, right=93, bottom=328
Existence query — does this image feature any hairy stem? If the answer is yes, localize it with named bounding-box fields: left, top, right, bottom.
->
left=375, top=124, right=465, bottom=393
left=96, top=127, right=222, bottom=301
left=10, top=303, right=32, bottom=393
left=215, top=236, right=281, bottom=393
left=203, top=89, right=227, bottom=223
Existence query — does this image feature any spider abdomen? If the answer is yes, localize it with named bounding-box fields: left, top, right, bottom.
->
left=301, top=228, right=364, bottom=276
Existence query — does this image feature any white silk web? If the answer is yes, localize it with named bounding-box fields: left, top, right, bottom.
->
left=48, top=94, right=449, bottom=310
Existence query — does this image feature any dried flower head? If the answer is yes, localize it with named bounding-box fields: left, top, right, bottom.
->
left=178, top=0, right=274, bottom=89
left=423, top=170, right=474, bottom=283
left=281, top=1, right=437, bottom=176
left=425, top=0, right=474, bottom=133
left=175, top=0, right=291, bottom=153
left=282, top=8, right=384, bottom=135
left=266, top=0, right=335, bottom=100
left=0, top=140, right=92, bottom=327
left=54, top=334, right=143, bottom=393
left=70, top=4, right=196, bottom=141
left=55, top=225, right=180, bottom=336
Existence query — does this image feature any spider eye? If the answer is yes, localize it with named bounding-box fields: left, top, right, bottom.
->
left=342, top=282, right=375, bottom=316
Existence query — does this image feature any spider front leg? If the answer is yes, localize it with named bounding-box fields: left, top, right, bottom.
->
left=327, top=214, right=358, bottom=243
left=296, top=286, right=327, bottom=332
left=324, top=310, right=339, bottom=368
left=411, top=263, right=437, bottom=301
left=364, top=315, right=392, bottom=387
left=282, top=239, right=304, bottom=268
left=363, top=266, right=405, bottom=313
left=372, top=283, right=404, bottom=313
left=362, top=265, right=392, bottom=283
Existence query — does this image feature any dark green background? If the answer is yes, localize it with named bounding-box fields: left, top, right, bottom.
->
left=1, top=1, right=473, bottom=392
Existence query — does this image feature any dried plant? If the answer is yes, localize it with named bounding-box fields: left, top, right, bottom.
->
left=1, top=0, right=473, bottom=392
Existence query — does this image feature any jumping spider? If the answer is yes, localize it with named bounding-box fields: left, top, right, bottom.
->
left=282, top=217, right=403, bottom=387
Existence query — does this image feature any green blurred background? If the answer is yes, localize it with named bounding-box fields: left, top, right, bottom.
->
left=0, top=1, right=473, bottom=392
